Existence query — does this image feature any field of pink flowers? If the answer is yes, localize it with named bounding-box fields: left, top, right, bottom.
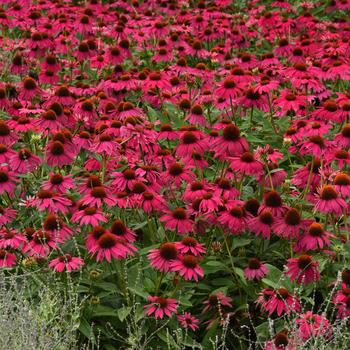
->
left=0, top=0, right=350, bottom=349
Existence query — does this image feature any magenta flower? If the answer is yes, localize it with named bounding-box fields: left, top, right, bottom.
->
left=148, top=242, right=178, bottom=273
left=0, top=167, right=17, bottom=196
left=80, top=186, right=117, bottom=208
left=218, top=204, right=247, bottom=234
left=213, top=124, right=249, bottom=158
left=272, top=208, right=305, bottom=239
left=296, top=222, right=334, bottom=252
left=170, top=254, right=204, bottom=282
left=144, top=296, right=178, bottom=319
left=285, top=255, right=320, bottom=285
left=175, top=237, right=205, bottom=257
left=314, top=185, right=347, bottom=216
left=247, top=210, right=274, bottom=239
left=9, top=148, right=41, bottom=174
left=334, top=173, right=350, bottom=197
left=71, top=206, right=107, bottom=227
left=202, top=292, right=232, bottom=313
left=49, top=254, right=84, bottom=272
left=244, top=258, right=269, bottom=281
left=296, top=311, right=331, bottom=341
left=230, top=151, right=264, bottom=179
left=0, top=228, right=26, bottom=249
left=0, top=250, right=16, bottom=268
left=0, top=206, right=16, bottom=226
left=177, top=312, right=199, bottom=331
left=264, top=288, right=300, bottom=316
left=88, top=230, right=136, bottom=263
left=160, top=208, right=193, bottom=235
left=42, top=173, right=75, bottom=193
left=22, top=230, right=60, bottom=257
left=46, top=140, right=75, bottom=167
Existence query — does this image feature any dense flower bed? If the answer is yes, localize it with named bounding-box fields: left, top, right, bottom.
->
left=0, top=0, right=350, bottom=348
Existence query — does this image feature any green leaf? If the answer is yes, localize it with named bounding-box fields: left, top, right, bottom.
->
left=92, top=305, right=118, bottom=318
left=202, top=319, right=218, bottom=348
left=117, top=306, right=132, bottom=322
left=79, top=317, right=94, bottom=341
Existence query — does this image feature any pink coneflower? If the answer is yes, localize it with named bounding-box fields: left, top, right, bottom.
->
left=334, top=173, right=350, bottom=197
left=198, top=192, right=221, bottom=213
left=247, top=210, right=274, bottom=239
left=0, top=167, right=17, bottom=197
left=42, top=214, right=73, bottom=241
left=272, top=208, right=304, bottom=239
left=143, top=72, right=171, bottom=91
left=285, top=255, right=320, bottom=285
left=291, top=159, right=321, bottom=189
left=336, top=295, right=350, bottom=319
left=185, top=105, right=207, bottom=126
left=110, top=220, right=136, bottom=243
left=183, top=181, right=208, bottom=202
left=0, top=228, right=26, bottom=249
left=239, top=88, right=269, bottom=112
left=90, top=134, right=120, bottom=156
left=335, top=124, right=350, bottom=148
left=330, top=149, right=350, bottom=169
left=19, top=77, right=41, bottom=100
left=9, top=148, right=41, bottom=174
left=160, top=208, right=193, bottom=235
left=49, top=254, right=84, bottom=272
left=73, top=131, right=92, bottom=151
left=0, top=206, right=16, bottom=226
left=175, top=237, right=205, bottom=257
left=22, top=230, right=60, bottom=257
left=88, top=231, right=136, bottom=262
left=218, top=204, right=247, bottom=234
left=0, top=120, right=17, bottom=145
left=35, top=109, right=62, bottom=132
left=111, top=168, right=144, bottom=192
left=314, top=185, right=347, bottom=216
left=264, top=332, right=293, bottom=350
left=265, top=288, right=300, bottom=316
left=244, top=258, right=269, bottom=281
left=213, top=124, right=249, bottom=158
left=170, top=254, right=204, bottom=282
left=71, top=206, right=107, bottom=227
left=214, top=177, right=240, bottom=200
left=215, top=77, right=242, bottom=99
left=141, top=191, right=166, bottom=213
left=33, top=189, right=72, bottom=214
left=259, top=191, right=287, bottom=217
left=296, top=222, right=334, bottom=252
left=0, top=143, right=15, bottom=163
left=299, top=136, right=332, bottom=158
left=52, top=86, right=75, bottom=106
left=0, top=250, right=16, bottom=267
left=230, top=151, right=264, bottom=179
left=80, top=186, right=117, bottom=208
left=163, top=163, right=195, bottom=186
left=148, top=242, right=178, bottom=273
left=296, top=311, right=331, bottom=341
left=46, top=140, right=75, bottom=167
left=202, top=292, right=232, bottom=313
left=42, top=173, right=74, bottom=193
left=39, top=69, right=59, bottom=85
left=175, top=131, right=207, bottom=158
left=274, top=89, right=306, bottom=117
left=158, top=124, right=178, bottom=140
left=263, top=163, right=287, bottom=188
left=177, top=312, right=199, bottom=331
left=144, top=296, right=178, bottom=319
